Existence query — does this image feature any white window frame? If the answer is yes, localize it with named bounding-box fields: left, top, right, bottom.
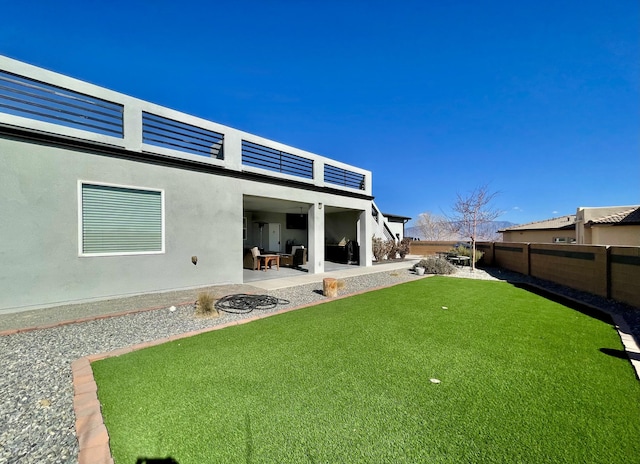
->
left=78, top=180, right=165, bottom=257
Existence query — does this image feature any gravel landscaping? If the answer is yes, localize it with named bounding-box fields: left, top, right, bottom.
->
left=0, top=266, right=638, bottom=464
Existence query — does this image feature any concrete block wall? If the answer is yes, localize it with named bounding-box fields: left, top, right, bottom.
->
left=476, top=242, right=494, bottom=265
left=408, top=241, right=459, bottom=256
left=415, top=241, right=640, bottom=310
left=494, top=243, right=529, bottom=276
left=610, top=246, right=640, bottom=308
left=529, top=244, right=608, bottom=298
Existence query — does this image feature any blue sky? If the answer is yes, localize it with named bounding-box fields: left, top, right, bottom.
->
left=2, top=1, right=638, bottom=226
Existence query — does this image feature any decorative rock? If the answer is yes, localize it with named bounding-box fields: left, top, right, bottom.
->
left=1, top=264, right=636, bottom=464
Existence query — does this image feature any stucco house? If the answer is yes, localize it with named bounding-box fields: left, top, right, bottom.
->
left=0, top=56, right=404, bottom=313
left=576, top=205, right=640, bottom=245
left=500, top=205, right=640, bottom=245
left=499, top=215, right=576, bottom=243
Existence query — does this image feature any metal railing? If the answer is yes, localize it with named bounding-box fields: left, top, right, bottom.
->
left=241, top=140, right=313, bottom=179
left=0, top=56, right=371, bottom=194
left=0, top=69, right=123, bottom=137
left=324, top=164, right=365, bottom=190
left=142, top=112, right=224, bottom=159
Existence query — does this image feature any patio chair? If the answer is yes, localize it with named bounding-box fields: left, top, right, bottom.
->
left=291, top=245, right=307, bottom=266
left=250, top=247, right=264, bottom=270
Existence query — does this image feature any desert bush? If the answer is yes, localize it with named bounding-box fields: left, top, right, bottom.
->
left=372, top=237, right=394, bottom=261
left=450, top=245, right=484, bottom=263
left=196, top=292, right=218, bottom=316
left=372, top=237, right=384, bottom=261
left=412, top=256, right=456, bottom=275
left=398, top=238, right=411, bottom=258
left=387, top=241, right=399, bottom=260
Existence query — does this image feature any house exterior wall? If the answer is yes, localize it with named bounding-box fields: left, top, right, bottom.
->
left=1, top=137, right=242, bottom=311
left=0, top=55, right=377, bottom=312
left=590, top=225, right=640, bottom=246
left=501, top=229, right=575, bottom=243
left=0, top=136, right=372, bottom=312
left=386, top=221, right=405, bottom=240
left=325, top=211, right=359, bottom=245
left=576, top=206, right=638, bottom=245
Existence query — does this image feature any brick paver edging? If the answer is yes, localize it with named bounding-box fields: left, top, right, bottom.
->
left=71, top=278, right=424, bottom=464
left=608, top=313, right=640, bottom=380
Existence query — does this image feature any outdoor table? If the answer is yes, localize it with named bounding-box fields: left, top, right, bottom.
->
left=447, top=255, right=470, bottom=267
left=261, top=254, right=280, bottom=271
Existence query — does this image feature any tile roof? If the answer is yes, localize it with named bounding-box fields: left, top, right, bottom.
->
left=499, top=215, right=576, bottom=232
left=588, top=206, right=640, bottom=225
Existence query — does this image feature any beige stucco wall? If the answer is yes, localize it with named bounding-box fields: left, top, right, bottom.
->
left=576, top=206, right=638, bottom=244
left=590, top=225, right=640, bottom=246
left=501, top=230, right=575, bottom=243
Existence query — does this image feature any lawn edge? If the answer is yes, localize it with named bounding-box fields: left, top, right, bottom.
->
left=72, top=276, right=640, bottom=463
left=72, top=276, right=428, bottom=464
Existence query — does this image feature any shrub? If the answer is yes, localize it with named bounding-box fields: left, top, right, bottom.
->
left=196, top=292, right=218, bottom=316
left=412, top=256, right=456, bottom=275
left=372, top=237, right=384, bottom=261
left=373, top=237, right=394, bottom=261
left=450, top=245, right=484, bottom=263
left=398, top=238, right=411, bottom=258
left=387, top=241, right=398, bottom=260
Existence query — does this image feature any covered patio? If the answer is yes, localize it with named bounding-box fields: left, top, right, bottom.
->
left=242, top=195, right=369, bottom=283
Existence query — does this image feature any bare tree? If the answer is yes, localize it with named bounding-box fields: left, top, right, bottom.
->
left=416, top=212, right=453, bottom=241
left=449, top=185, right=503, bottom=270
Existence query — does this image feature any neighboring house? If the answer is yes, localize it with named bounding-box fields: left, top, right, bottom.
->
left=576, top=205, right=640, bottom=245
left=0, top=56, right=397, bottom=313
left=383, top=213, right=411, bottom=241
left=500, top=205, right=640, bottom=245
left=499, top=215, right=576, bottom=243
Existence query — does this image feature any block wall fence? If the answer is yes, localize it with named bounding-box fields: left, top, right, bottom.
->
left=409, top=241, right=640, bottom=309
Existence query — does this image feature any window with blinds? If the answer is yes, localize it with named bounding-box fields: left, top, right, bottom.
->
left=80, top=182, right=164, bottom=255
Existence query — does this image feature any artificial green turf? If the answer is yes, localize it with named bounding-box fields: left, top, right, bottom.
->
left=92, top=277, right=640, bottom=463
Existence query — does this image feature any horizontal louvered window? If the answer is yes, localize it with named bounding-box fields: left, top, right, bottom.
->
left=80, top=183, right=164, bottom=255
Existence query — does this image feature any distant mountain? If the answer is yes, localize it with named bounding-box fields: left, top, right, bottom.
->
left=492, top=221, right=518, bottom=231
left=405, top=221, right=516, bottom=241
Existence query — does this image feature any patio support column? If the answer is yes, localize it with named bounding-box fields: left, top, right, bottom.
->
left=308, top=202, right=325, bottom=274
left=358, top=209, right=373, bottom=267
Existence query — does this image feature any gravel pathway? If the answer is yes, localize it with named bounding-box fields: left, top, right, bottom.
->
left=0, top=267, right=638, bottom=463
